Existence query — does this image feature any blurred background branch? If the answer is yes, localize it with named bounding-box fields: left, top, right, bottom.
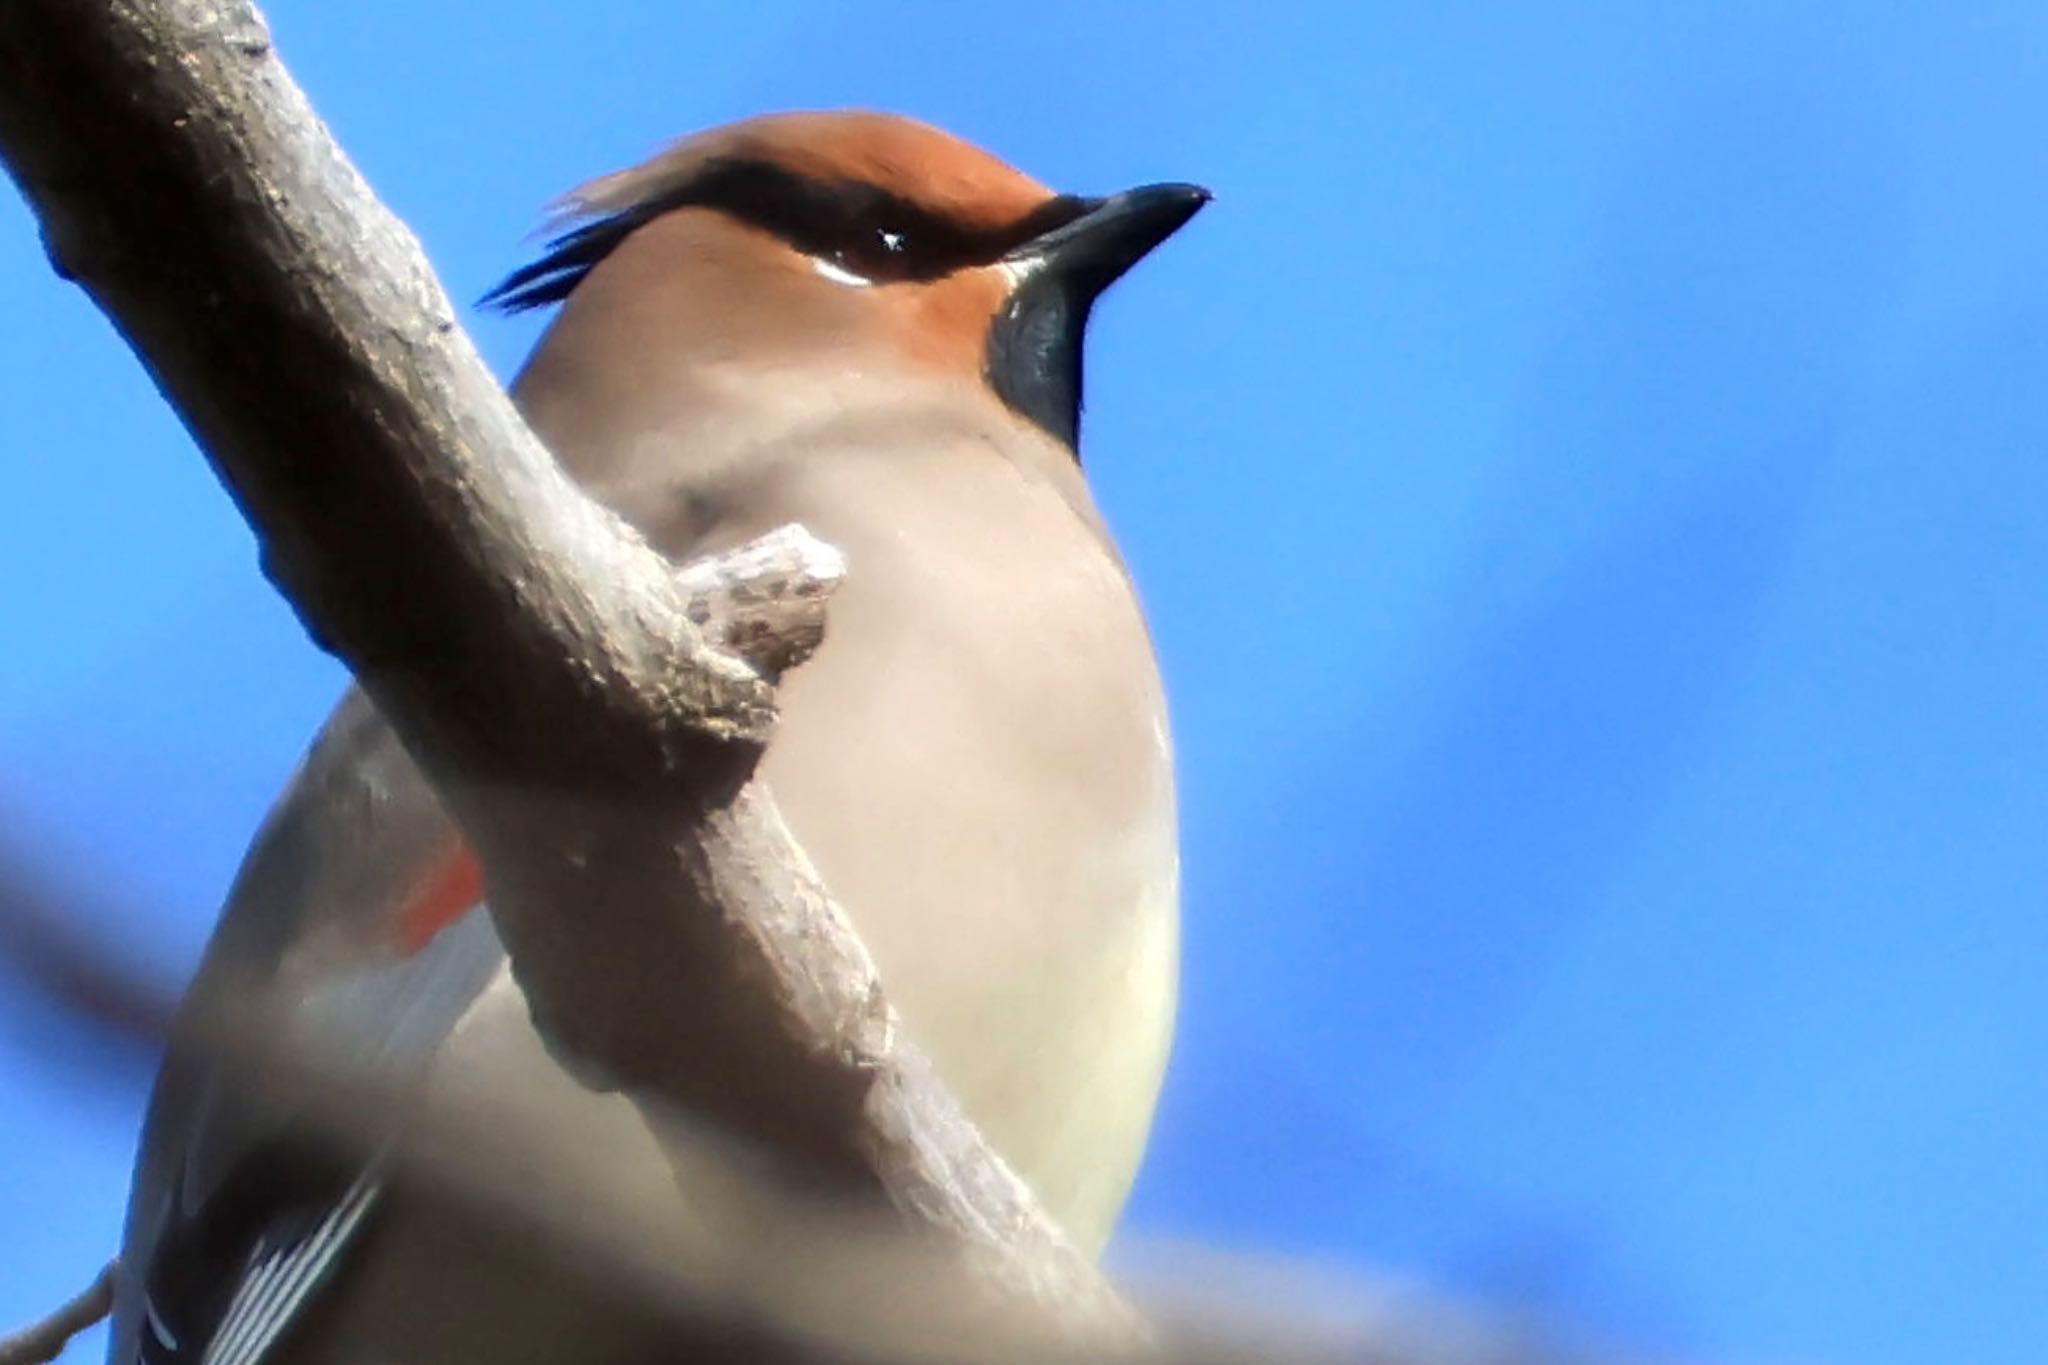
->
left=0, top=830, right=177, bottom=1055
left=0, top=846, right=1618, bottom=1365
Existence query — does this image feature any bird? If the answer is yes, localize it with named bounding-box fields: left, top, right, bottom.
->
left=108, top=110, right=1206, bottom=1365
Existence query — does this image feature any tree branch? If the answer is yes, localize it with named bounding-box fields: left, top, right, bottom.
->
left=0, top=1266, right=112, bottom=1365
left=0, top=0, right=1130, bottom=1343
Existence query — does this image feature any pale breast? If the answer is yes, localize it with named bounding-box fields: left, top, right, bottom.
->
left=680, top=425, right=1179, bottom=1251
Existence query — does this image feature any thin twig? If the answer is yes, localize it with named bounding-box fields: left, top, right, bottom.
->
left=0, top=1265, right=114, bottom=1365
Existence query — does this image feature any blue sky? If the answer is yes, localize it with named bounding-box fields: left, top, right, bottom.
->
left=6, top=3, right=2048, bottom=1361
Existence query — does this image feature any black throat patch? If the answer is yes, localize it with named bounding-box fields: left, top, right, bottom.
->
left=984, top=269, right=1093, bottom=454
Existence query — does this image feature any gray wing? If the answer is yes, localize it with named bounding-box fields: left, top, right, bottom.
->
left=110, top=688, right=503, bottom=1365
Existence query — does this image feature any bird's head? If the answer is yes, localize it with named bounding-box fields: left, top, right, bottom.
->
left=486, top=110, right=1208, bottom=453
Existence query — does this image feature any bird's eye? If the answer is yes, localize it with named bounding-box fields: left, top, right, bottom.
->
left=832, top=225, right=914, bottom=281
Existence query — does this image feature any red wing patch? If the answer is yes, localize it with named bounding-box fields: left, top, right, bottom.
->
left=395, top=846, right=485, bottom=954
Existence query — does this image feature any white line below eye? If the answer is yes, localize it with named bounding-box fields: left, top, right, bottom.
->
left=812, top=257, right=873, bottom=288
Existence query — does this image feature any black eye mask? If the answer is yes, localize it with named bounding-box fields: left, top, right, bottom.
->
left=482, top=158, right=1088, bottom=310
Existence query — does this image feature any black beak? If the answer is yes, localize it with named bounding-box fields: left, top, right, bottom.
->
left=1004, top=182, right=1212, bottom=299
left=986, top=182, right=1210, bottom=454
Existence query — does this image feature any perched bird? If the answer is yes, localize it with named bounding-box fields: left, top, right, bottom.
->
left=110, top=110, right=1205, bottom=1365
